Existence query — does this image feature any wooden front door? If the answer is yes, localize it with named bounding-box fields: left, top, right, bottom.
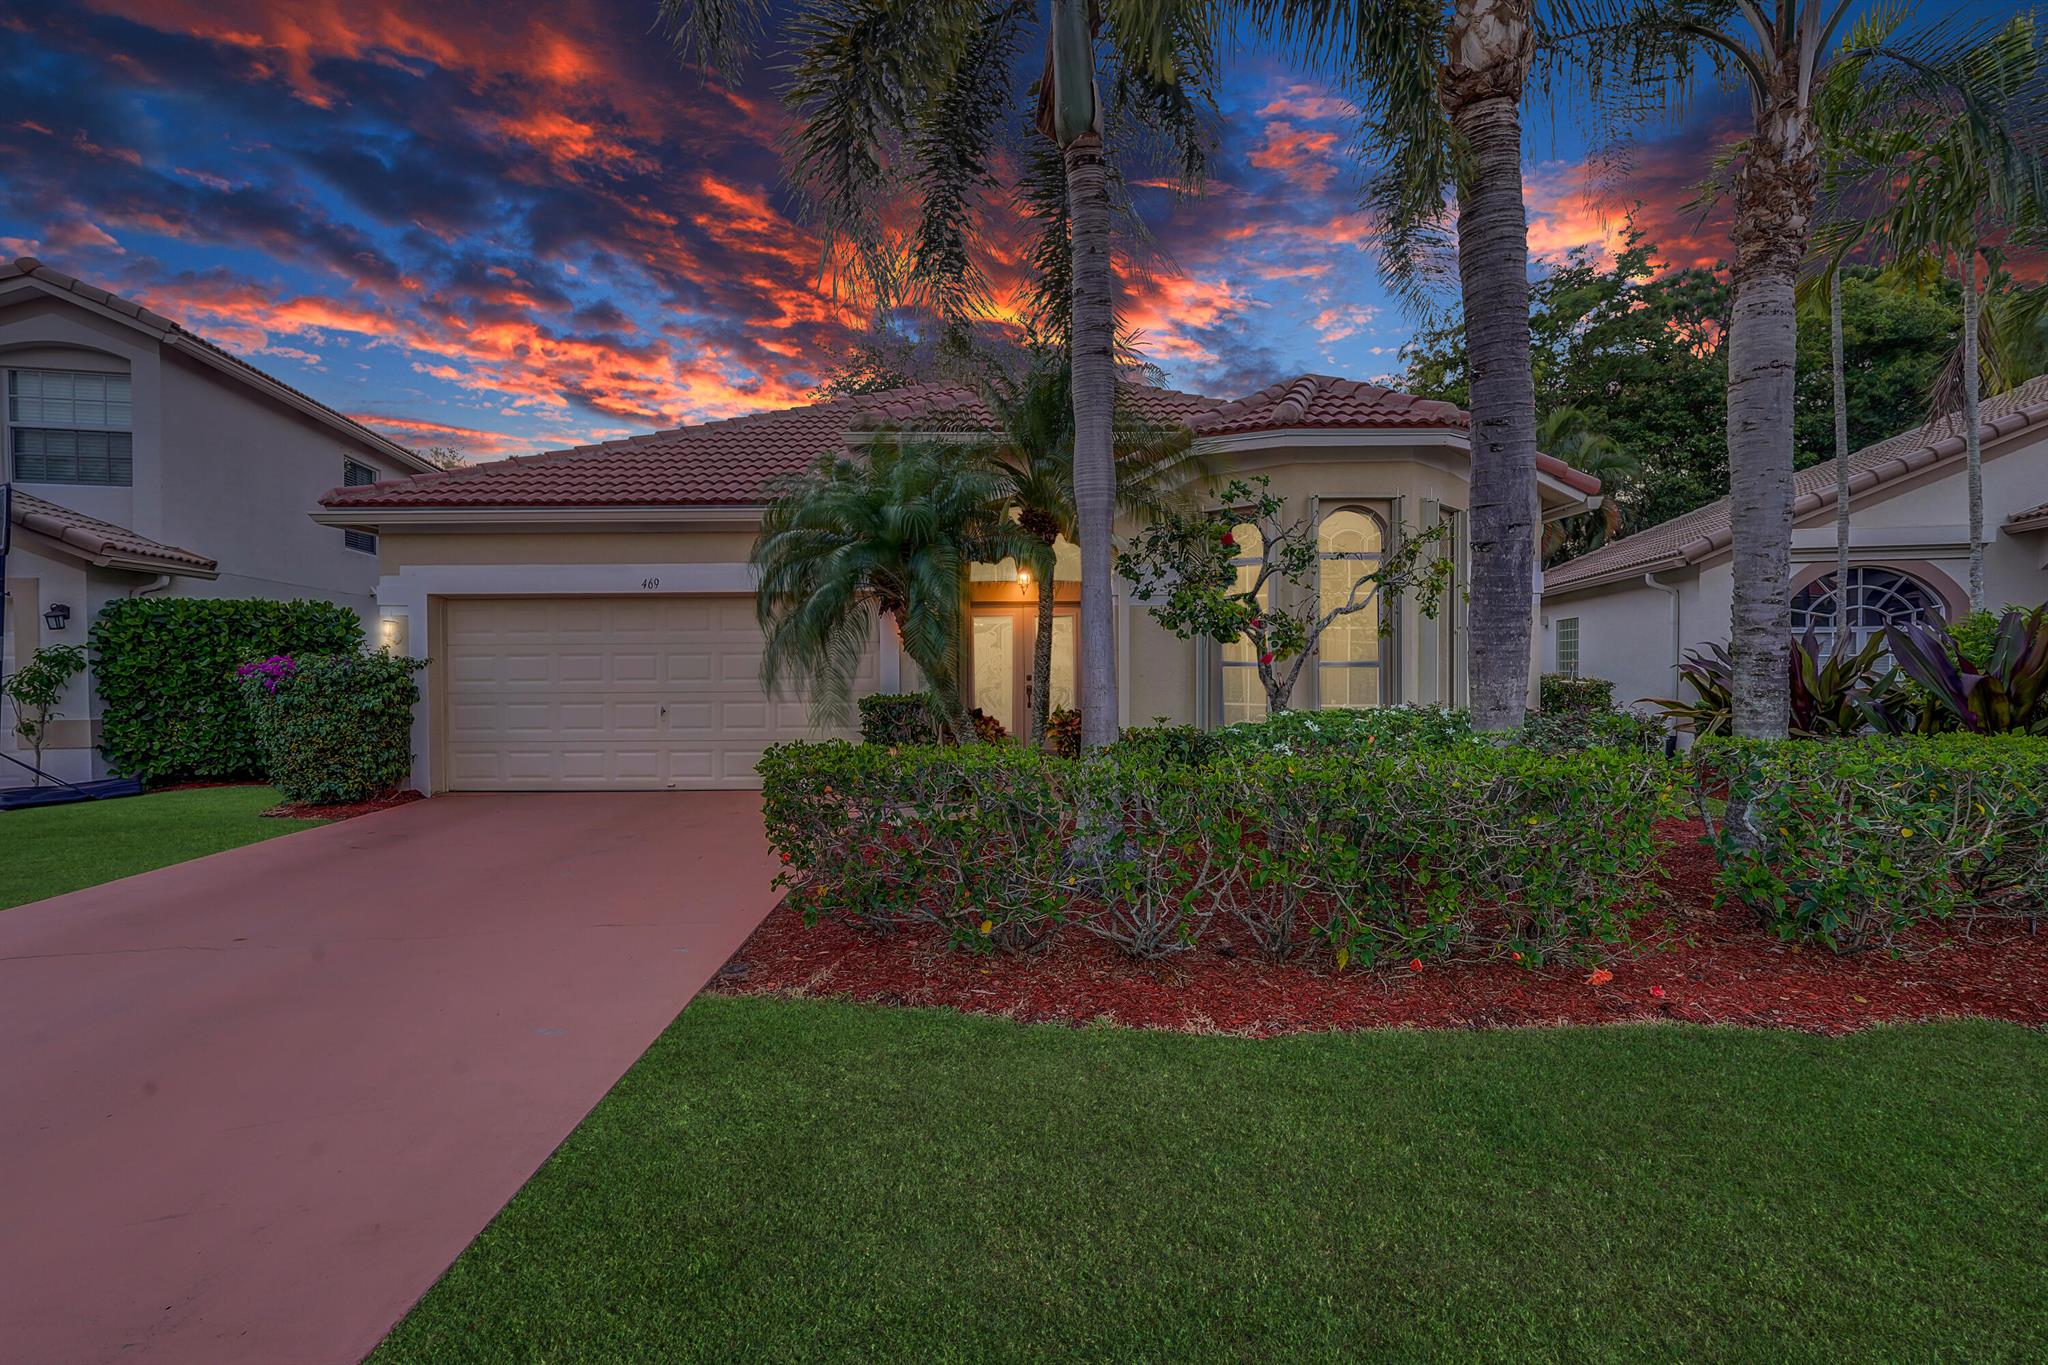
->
left=969, top=605, right=1077, bottom=738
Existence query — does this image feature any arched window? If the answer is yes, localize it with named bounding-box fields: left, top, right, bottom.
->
left=1789, top=567, right=1945, bottom=655
left=1218, top=522, right=1267, bottom=725
left=1317, top=507, right=1387, bottom=709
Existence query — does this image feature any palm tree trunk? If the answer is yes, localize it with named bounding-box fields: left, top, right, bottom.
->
left=1066, top=129, right=1118, bottom=748
left=1725, top=80, right=1816, bottom=742
left=1831, top=279, right=1851, bottom=596
left=1443, top=0, right=1536, bottom=732
left=1962, top=242, right=1985, bottom=610
left=1031, top=569, right=1056, bottom=745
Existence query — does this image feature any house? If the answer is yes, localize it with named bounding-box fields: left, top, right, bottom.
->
left=1541, top=376, right=2048, bottom=711
left=317, top=374, right=1602, bottom=793
left=1, top=258, right=438, bottom=787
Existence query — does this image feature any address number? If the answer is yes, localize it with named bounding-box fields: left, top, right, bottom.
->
left=640, top=577, right=661, bottom=590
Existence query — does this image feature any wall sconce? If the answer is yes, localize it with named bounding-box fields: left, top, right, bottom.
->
left=1016, top=568, right=1031, bottom=586
left=378, top=611, right=410, bottom=655
left=42, top=603, right=71, bottom=632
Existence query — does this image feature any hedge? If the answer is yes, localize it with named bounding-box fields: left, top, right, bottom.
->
left=759, top=739, right=1678, bottom=964
left=237, top=652, right=425, bottom=804
left=1539, top=673, right=1616, bottom=713
left=1695, top=735, right=2048, bottom=951
left=91, top=598, right=364, bottom=783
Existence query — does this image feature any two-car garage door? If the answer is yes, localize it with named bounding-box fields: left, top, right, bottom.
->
left=442, top=596, right=871, bottom=790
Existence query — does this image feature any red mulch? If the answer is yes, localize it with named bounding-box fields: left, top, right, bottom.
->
left=711, top=820, right=2048, bottom=1037
left=262, top=790, right=424, bottom=821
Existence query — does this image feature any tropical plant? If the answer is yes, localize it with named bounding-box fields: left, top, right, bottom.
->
left=974, top=356, right=1197, bottom=745
left=1116, top=477, right=1454, bottom=714
left=1886, top=604, right=2048, bottom=734
left=1645, top=631, right=1892, bottom=738
left=656, top=0, right=1219, bottom=751
left=752, top=437, right=1047, bottom=740
left=1536, top=406, right=1638, bottom=563
left=1, top=643, right=87, bottom=785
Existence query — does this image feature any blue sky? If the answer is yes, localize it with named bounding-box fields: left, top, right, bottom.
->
left=0, top=0, right=1897, bottom=461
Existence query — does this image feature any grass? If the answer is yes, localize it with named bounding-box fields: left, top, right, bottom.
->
left=374, top=998, right=2047, bottom=1364
left=0, top=785, right=326, bottom=909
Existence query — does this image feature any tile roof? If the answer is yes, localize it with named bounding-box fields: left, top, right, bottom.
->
left=6, top=487, right=218, bottom=576
left=1545, top=375, right=2048, bottom=594
left=321, top=373, right=1599, bottom=512
left=2007, top=498, right=2048, bottom=533
left=0, top=258, right=433, bottom=472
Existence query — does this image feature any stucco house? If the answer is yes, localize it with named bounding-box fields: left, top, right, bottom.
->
left=1540, top=375, right=2048, bottom=711
left=1, top=258, right=437, bottom=787
left=317, top=374, right=1601, bottom=793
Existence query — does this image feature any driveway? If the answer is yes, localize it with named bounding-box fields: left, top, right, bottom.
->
left=0, top=793, right=780, bottom=1365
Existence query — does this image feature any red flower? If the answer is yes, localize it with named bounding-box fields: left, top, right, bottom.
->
left=1259, top=652, right=1275, bottom=665
left=1648, top=985, right=1667, bottom=999
left=1586, top=967, right=1614, bottom=986
left=778, top=852, right=792, bottom=864
left=1408, top=957, right=1423, bottom=972
left=1220, top=531, right=1236, bottom=548
left=1510, top=951, right=1523, bottom=963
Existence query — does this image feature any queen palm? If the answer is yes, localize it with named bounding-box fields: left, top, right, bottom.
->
left=1611, top=3, right=2042, bottom=739
left=657, top=0, right=1218, bottom=749
left=753, top=437, right=1047, bottom=741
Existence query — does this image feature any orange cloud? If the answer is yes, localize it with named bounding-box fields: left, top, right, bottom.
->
left=1247, top=121, right=1342, bottom=195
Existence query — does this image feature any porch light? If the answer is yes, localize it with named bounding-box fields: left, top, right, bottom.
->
left=42, top=603, right=71, bottom=632
left=1016, top=568, right=1031, bottom=586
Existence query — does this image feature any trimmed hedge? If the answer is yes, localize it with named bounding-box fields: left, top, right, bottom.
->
left=1696, top=735, right=2048, bottom=951
left=856, top=692, right=1007, bottom=745
left=91, top=597, right=364, bottom=783
left=237, top=652, right=424, bottom=804
left=1539, top=673, right=1615, bottom=713
left=760, top=739, right=1678, bottom=964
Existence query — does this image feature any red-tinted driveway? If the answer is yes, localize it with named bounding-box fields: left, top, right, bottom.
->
left=0, top=793, right=779, bottom=1365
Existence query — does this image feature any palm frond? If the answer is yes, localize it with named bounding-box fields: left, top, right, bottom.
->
left=652, top=0, right=769, bottom=81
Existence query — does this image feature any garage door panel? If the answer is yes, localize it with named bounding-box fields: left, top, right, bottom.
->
left=442, top=596, right=869, bottom=791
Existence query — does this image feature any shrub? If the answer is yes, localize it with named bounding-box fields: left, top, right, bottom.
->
left=760, top=739, right=1678, bottom=964
left=1648, top=634, right=1892, bottom=738
left=236, top=652, right=425, bottom=804
left=857, top=692, right=1008, bottom=746
left=1045, top=707, right=1081, bottom=757
left=1885, top=604, right=2048, bottom=735
left=1518, top=707, right=1666, bottom=755
left=91, top=597, right=363, bottom=783
left=1539, top=673, right=1614, bottom=713
left=1694, top=735, right=2048, bottom=951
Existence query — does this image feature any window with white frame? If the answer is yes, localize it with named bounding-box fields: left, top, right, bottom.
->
left=1218, top=521, right=1267, bottom=725
left=1788, top=566, right=1944, bottom=655
left=1316, top=506, right=1386, bottom=709
left=342, top=459, right=378, bottom=554
left=6, top=369, right=134, bottom=486
left=1555, top=616, right=1580, bottom=676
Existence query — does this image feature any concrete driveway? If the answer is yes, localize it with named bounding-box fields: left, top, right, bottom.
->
left=0, top=792, right=779, bottom=1365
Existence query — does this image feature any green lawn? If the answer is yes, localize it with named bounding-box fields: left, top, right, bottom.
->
left=0, top=785, right=326, bottom=909
left=374, top=998, right=2047, bottom=1364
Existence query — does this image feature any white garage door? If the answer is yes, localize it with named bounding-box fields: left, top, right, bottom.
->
left=441, top=596, right=872, bottom=790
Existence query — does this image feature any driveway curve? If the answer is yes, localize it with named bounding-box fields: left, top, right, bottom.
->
left=0, top=792, right=778, bottom=1365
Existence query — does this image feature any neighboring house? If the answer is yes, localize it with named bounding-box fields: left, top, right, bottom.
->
left=1541, top=375, right=2048, bottom=712
left=1, top=259, right=437, bottom=788
left=318, top=375, right=1602, bottom=793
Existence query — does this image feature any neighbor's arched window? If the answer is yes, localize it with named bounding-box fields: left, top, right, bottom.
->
left=1316, top=506, right=1386, bottom=709
left=1788, top=566, right=1945, bottom=655
left=1219, top=522, right=1267, bottom=725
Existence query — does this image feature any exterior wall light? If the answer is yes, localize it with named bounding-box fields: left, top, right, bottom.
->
left=43, top=603, right=71, bottom=632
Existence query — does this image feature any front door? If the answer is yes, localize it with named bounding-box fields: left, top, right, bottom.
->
left=970, top=605, right=1077, bottom=739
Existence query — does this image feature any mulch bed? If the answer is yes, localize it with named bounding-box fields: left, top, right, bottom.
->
left=711, top=820, right=2048, bottom=1036
left=262, top=790, right=424, bottom=821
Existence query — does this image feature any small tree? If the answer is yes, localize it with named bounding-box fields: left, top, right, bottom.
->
left=2, top=644, right=87, bottom=785
left=1116, top=478, right=1454, bottom=715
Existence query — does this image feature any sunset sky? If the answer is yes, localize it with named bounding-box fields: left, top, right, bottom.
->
left=0, top=1, right=1842, bottom=461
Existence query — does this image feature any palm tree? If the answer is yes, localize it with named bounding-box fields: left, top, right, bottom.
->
left=753, top=437, right=1046, bottom=741
left=977, top=357, right=1198, bottom=745
left=1875, top=16, right=2048, bottom=608
left=1613, top=4, right=2040, bottom=738
left=656, top=0, right=1218, bottom=749
left=1535, top=406, right=1638, bottom=563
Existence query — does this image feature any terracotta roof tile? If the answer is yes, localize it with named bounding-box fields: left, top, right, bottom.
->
left=1546, top=375, right=2048, bottom=594
left=322, top=373, right=1600, bottom=512
left=2006, top=498, right=2048, bottom=532
left=6, top=488, right=218, bottom=576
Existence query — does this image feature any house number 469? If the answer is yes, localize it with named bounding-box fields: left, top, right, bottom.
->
left=640, top=577, right=661, bottom=590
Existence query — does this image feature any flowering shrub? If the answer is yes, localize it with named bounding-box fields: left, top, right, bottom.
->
left=1695, top=735, right=2048, bottom=951
left=90, top=597, right=362, bottom=783
left=760, top=739, right=1678, bottom=963
left=236, top=652, right=425, bottom=804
